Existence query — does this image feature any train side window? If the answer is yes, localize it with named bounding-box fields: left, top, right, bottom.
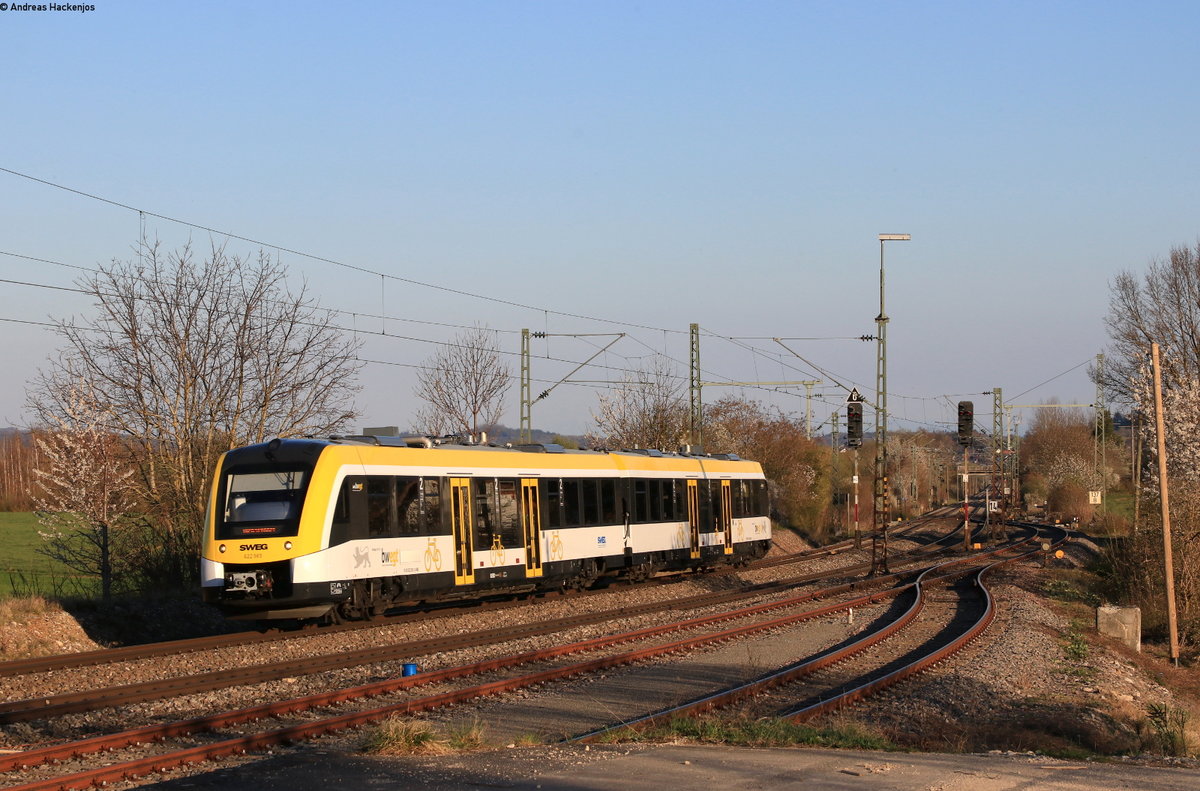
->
left=659, top=480, right=675, bottom=521
left=333, top=479, right=351, bottom=524
left=498, top=478, right=520, bottom=545
left=545, top=479, right=561, bottom=528
left=327, top=476, right=368, bottom=546
left=582, top=479, right=599, bottom=525
left=755, top=480, right=769, bottom=516
left=648, top=480, right=663, bottom=522
left=423, top=478, right=443, bottom=534
left=600, top=480, right=617, bottom=524
left=730, top=480, right=745, bottom=518
left=633, top=479, right=648, bottom=522
left=397, top=477, right=421, bottom=534
left=367, top=477, right=396, bottom=537
left=562, top=479, right=581, bottom=527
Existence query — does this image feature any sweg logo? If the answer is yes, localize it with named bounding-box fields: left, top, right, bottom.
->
left=239, top=543, right=269, bottom=551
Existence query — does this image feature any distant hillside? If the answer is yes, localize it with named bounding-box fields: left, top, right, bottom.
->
left=482, top=424, right=587, bottom=447
left=357, top=423, right=587, bottom=448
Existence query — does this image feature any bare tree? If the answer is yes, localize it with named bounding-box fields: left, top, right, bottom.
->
left=704, top=396, right=825, bottom=531
left=1106, top=359, right=1200, bottom=645
left=33, top=378, right=138, bottom=600
left=1100, top=242, right=1200, bottom=403
left=412, top=324, right=510, bottom=436
left=1100, top=243, right=1200, bottom=645
left=27, top=240, right=363, bottom=590
left=588, top=356, right=688, bottom=450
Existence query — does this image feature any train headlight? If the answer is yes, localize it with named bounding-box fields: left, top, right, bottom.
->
left=219, top=544, right=227, bottom=554
left=284, top=541, right=293, bottom=551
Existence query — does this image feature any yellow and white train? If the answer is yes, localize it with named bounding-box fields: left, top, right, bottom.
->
left=201, top=435, right=771, bottom=621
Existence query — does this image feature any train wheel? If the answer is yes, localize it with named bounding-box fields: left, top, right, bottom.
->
left=337, top=581, right=378, bottom=621
left=626, top=561, right=656, bottom=583
left=572, top=559, right=600, bottom=590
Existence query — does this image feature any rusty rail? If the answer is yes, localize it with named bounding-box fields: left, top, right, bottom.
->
left=1, top=564, right=954, bottom=789
left=0, top=525, right=984, bottom=725
left=0, top=507, right=971, bottom=681
left=782, top=527, right=1068, bottom=721
left=571, top=532, right=1042, bottom=742
left=2, top=521, right=1035, bottom=790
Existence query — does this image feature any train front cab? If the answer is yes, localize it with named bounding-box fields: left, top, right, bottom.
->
left=200, top=439, right=337, bottom=620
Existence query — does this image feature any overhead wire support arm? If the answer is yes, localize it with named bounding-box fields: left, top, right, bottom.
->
left=772, top=338, right=857, bottom=394
left=534, top=335, right=625, bottom=403
left=520, top=331, right=626, bottom=443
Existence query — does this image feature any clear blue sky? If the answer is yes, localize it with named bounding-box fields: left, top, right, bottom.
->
left=2, top=1, right=1196, bottom=437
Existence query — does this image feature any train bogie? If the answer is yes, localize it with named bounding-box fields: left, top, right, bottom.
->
left=201, top=437, right=771, bottom=621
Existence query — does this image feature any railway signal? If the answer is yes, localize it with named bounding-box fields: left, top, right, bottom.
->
left=846, top=402, right=863, bottom=447
left=845, top=388, right=867, bottom=549
left=957, top=401, right=973, bottom=446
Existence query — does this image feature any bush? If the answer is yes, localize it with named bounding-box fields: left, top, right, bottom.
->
left=362, top=718, right=451, bottom=755
left=1048, top=481, right=1094, bottom=524
left=1145, top=703, right=1191, bottom=756
left=1102, top=524, right=1200, bottom=647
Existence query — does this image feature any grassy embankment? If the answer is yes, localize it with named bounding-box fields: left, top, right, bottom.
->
left=0, top=511, right=96, bottom=598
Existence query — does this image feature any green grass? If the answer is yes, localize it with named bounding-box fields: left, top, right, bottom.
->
left=1104, top=490, right=1135, bottom=521
left=1044, top=575, right=1102, bottom=607
left=0, top=512, right=96, bottom=598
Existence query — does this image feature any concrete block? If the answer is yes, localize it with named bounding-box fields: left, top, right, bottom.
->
left=1097, top=605, right=1141, bottom=652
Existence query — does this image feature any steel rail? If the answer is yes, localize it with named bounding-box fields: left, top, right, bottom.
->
left=0, top=570, right=913, bottom=775
left=567, top=536, right=1037, bottom=742
left=1, top=561, right=963, bottom=789
left=3, top=528, right=1039, bottom=790
left=0, top=542, right=853, bottom=680
left=0, top=523, right=981, bottom=724
left=782, top=528, right=1069, bottom=722
left=0, top=506, right=966, bottom=681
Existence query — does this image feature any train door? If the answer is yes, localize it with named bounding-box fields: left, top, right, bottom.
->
left=719, top=479, right=733, bottom=555
left=686, top=479, right=701, bottom=560
left=449, top=478, right=475, bottom=585
left=521, top=479, right=543, bottom=578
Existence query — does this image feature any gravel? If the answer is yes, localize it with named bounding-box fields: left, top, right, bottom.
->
left=3, top=529, right=1197, bottom=785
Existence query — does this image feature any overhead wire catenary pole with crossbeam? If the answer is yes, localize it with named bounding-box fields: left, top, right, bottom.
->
left=873, top=233, right=910, bottom=574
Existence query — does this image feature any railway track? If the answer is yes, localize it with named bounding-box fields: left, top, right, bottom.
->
left=1, top=515, right=1033, bottom=790
left=1, top=546, right=993, bottom=789
left=0, top=505, right=961, bottom=682
left=0, top=514, right=980, bottom=725
left=572, top=524, right=1067, bottom=741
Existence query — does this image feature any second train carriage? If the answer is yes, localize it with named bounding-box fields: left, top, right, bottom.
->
left=200, top=435, right=771, bottom=621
